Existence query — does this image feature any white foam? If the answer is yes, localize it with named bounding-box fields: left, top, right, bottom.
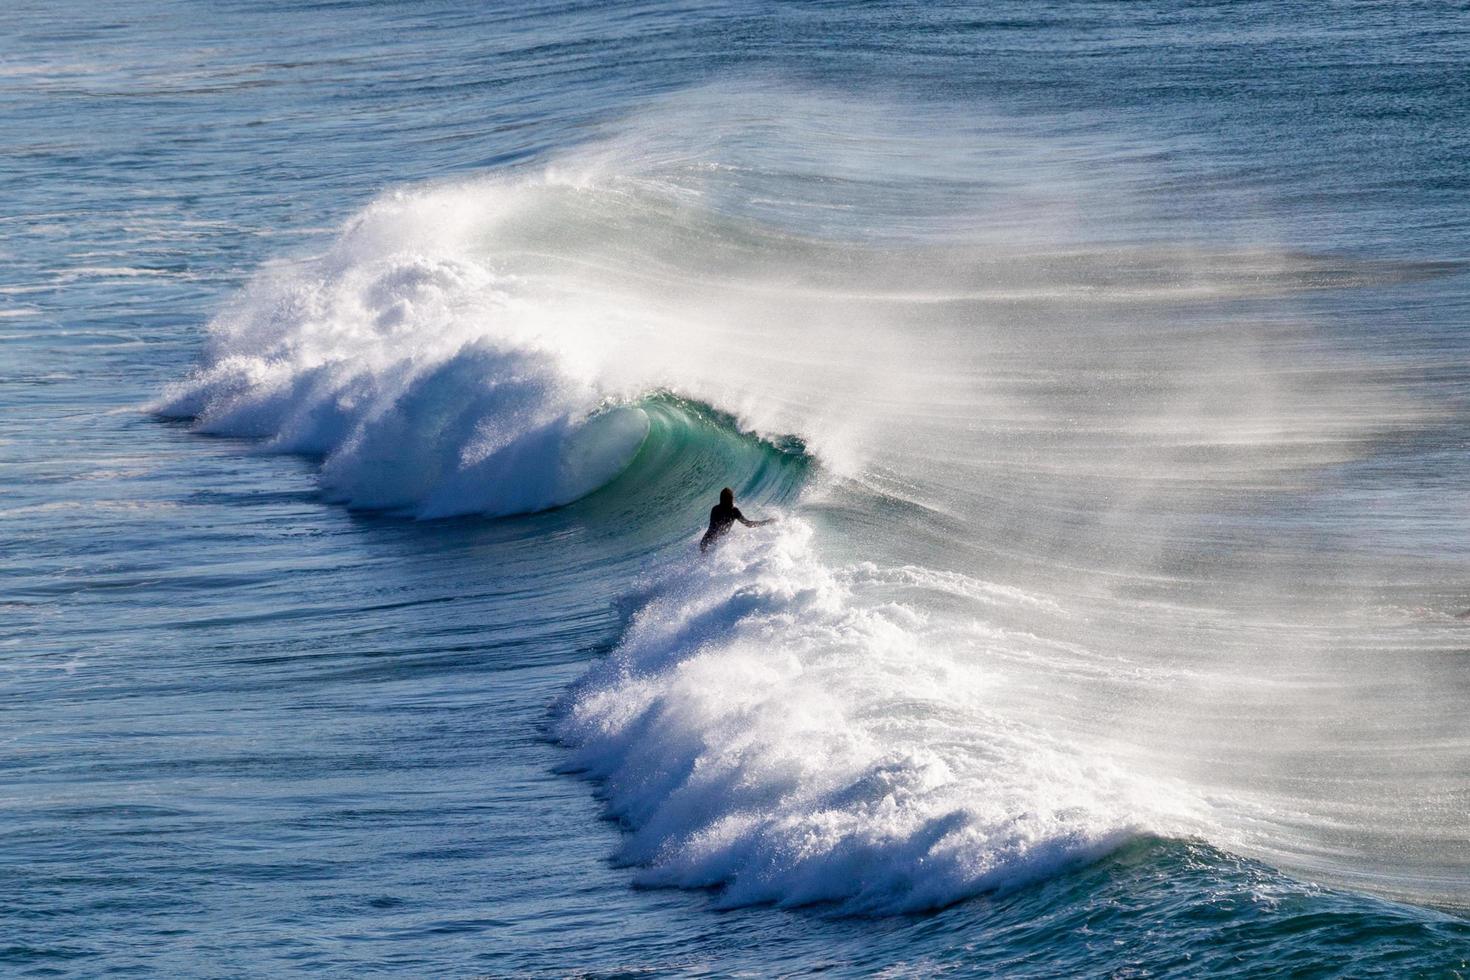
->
left=557, top=522, right=1203, bottom=912
left=152, top=187, right=651, bottom=517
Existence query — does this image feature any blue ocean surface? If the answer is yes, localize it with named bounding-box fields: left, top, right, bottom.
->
left=4, top=1, right=1470, bottom=975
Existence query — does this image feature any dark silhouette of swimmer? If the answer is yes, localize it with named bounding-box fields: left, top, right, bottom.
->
left=700, top=487, right=774, bottom=553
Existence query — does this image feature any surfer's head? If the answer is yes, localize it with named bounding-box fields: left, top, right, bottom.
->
left=720, top=487, right=734, bottom=506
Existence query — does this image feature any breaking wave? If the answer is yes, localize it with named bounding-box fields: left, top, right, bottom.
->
left=156, top=85, right=1468, bottom=914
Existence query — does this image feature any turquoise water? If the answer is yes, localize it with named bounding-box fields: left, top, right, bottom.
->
left=4, top=1, right=1469, bottom=975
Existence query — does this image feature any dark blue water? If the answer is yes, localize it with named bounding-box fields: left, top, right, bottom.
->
left=4, top=1, right=1469, bottom=975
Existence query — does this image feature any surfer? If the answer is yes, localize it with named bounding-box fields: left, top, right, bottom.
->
left=700, top=487, right=775, bottom=553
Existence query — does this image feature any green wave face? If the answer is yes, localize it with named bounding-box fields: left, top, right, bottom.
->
left=568, top=393, right=811, bottom=538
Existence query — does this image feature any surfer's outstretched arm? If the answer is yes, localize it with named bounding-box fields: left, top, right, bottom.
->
left=737, top=513, right=776, bottom=528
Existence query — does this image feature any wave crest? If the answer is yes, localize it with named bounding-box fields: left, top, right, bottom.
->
left=152, top=191, right=659, bottom=517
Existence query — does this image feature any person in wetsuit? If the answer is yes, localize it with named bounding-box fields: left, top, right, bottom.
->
left=700, top=487, right=775, bottom=553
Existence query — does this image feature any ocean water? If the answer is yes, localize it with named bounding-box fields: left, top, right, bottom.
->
left=4, top=0, right=1470, bottom=975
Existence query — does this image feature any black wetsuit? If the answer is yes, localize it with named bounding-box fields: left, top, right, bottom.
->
left=700, top=502, right=746, bottom=552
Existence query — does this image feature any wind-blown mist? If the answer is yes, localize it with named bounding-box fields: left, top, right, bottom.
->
left=156, top=85, right=1468, bottom=912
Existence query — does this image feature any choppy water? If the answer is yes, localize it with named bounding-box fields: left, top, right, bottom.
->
left=4, top=1, right=1470, bottom=975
